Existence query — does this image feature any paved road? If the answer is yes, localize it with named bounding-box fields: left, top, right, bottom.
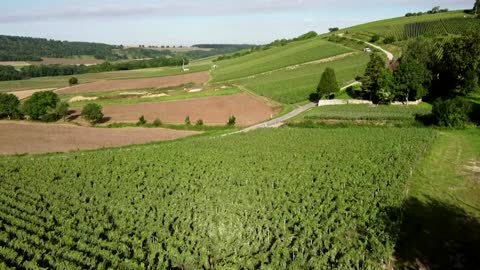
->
left=238, top=102, right=317, bottom=133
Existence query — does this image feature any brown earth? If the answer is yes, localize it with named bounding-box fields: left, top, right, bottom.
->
left=95, top=93, right=279, bottom=127
left=0, top=121, right=199, bottom=155
left=57, top=71, right=210, bottom=94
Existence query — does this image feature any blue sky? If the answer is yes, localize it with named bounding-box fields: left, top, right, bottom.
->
left=0, top=0, right=473, bottom=46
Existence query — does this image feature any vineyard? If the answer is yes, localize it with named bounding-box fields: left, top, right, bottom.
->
left=0, top=127, right=436, bottom=269
left=344, top=11, right=479, bottom=41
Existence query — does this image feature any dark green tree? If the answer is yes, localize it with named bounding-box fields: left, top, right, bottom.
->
left=394, top=57, right=431, bottom=103
left=81, top=103, right=104, bottom=126
left=0, top=93, right=21, bottom=119
left=362, top=53, right=386, bottom=103
left=22, top=91, right=59, bottom=120
left=317, top=68, right=340, bottom=99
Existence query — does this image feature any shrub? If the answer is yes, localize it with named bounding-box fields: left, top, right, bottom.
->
left=370, top=35, right=380, bottom=43
left=431, top=97, right=472, bottom=128
left=383, top=36, right=396, bottom=44
left=54, top=101, right=70, bottom=121
left=227, top=115, right=236, bottom=126
left=0, top=93, right=21, bottom=119
left=137, top=115, right=147, bottom=126
left=22, top=91, right=59, bottom=120
left=81, top=103, right=104, bottom=126
left=69, top=77, right=79, bottom=86
left=195, top=119, right=204, bottom=126
left=153, top=118, right=162, bottom=127
left=185, top=116, right=191, bottom=125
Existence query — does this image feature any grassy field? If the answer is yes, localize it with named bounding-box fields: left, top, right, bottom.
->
left=211, top=39, right=352, bottom=82
left=394, top=129, right=480, bottom=269
left=0, top=64, right=211, bottom=92
left=343, top=11, right=476, bottom=40
left=0, top=127, right=436, bottom=269
left=235, top=53, right=369, bottom=104
left=294, top=104, right=432, bottom=121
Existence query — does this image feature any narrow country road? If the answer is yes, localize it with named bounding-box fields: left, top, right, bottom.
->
left=363, top=41, right=394, bottom=62
left=238, top=102, right=317, bottom=133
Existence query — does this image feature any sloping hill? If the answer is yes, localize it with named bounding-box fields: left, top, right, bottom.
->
left=344, top=10, right=478, bottom=40
left=211, top=38, right=353, bottom=82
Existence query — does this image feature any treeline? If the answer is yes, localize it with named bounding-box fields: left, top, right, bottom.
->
left=0, top=56, right=186, bottom=81
left=0, top=35, right=122, bottom=61
left=214, top=31, right=318, bottom=62
left=405, top=6, right=449, bottom=17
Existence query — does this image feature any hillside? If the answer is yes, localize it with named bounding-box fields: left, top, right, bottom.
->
left=344, top=10, right=479, bottom=40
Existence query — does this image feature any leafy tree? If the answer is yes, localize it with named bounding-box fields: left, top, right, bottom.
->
left=81, top=103, right=103, bottom=126
left=69, top=77, right=79, bottom=86
left=383, top=36, right=396, bottom=44
left=431, top=29, right=480, bottom=98
left=394, top=57, right=431, bottom=103
left=195, top=119, right=204, bottom=126
left=54, top=101, right=70, bottom=121
left=474, top=0, right=480, bottom=15
left=377, top=69, right=396, bottom=104
left=317, top=68, right=340, bottom=99
left=0, top=93, right=21, bottom=119
left=329, top=27, right=340, bottom=32
left=22, top=91, right=59, bottom=120
left=362, top=53, right=386, bottom=103
left=185, top=116, right=191, bottom=125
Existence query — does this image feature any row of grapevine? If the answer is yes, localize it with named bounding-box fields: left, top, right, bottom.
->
left=0, top=127, right=437, bottom=269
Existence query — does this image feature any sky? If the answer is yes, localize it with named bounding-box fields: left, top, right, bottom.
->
left=0, top=0, right=474, bottom=46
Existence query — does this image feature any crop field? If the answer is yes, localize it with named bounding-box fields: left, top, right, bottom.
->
left=0, top=64, right=211, bottom=92
left=345, top=11, right=473, bottom=39
left=0, top=127, right=436, bottom=269
left=211, top=39, right=352, bottom=82
left=236, top=53, right=369, bottom=104
left=92, top=93, right=279, bottom=126
left=56, top=72, right=209, bottom=95
left=0, top=122, right=199, bottom=155
left=295, top=104, right=432, bottom=122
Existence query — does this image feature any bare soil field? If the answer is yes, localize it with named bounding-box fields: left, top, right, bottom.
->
left=98, top=93, right=280, bottom=126
left=0, top=121, right=199, bottom=155
left=57, top=72, right=210, bottom=94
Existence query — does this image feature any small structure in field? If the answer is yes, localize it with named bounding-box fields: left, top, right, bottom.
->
left=364, top=48, right=372, bottom=53
left=212, top=64, right=218, bottom=69
left=182, top=59, right=190, bottom=72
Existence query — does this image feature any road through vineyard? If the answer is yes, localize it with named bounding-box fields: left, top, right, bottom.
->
left=0, top=127, right=436, bottom=269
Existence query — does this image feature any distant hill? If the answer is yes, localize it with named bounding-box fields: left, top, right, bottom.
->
left=0, top=35, right=123, bottom=61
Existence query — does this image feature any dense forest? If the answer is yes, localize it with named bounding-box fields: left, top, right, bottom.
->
left=0, top=35, right=123, bottom=61
left=187, top=44, right=255, bottom=59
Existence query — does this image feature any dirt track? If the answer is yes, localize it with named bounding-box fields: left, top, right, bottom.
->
left=100, top=93, right=279, bottom=126
left=57, top=71, right=209, bottom=94
left=0, top=121, right=199, bottom=155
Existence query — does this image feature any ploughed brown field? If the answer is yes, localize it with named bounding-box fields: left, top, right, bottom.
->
left=99, top=93, right=280, bottom=126
left=56, top=71, right=210, bottom=94
left=0, top=122, right=199, bottom=155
